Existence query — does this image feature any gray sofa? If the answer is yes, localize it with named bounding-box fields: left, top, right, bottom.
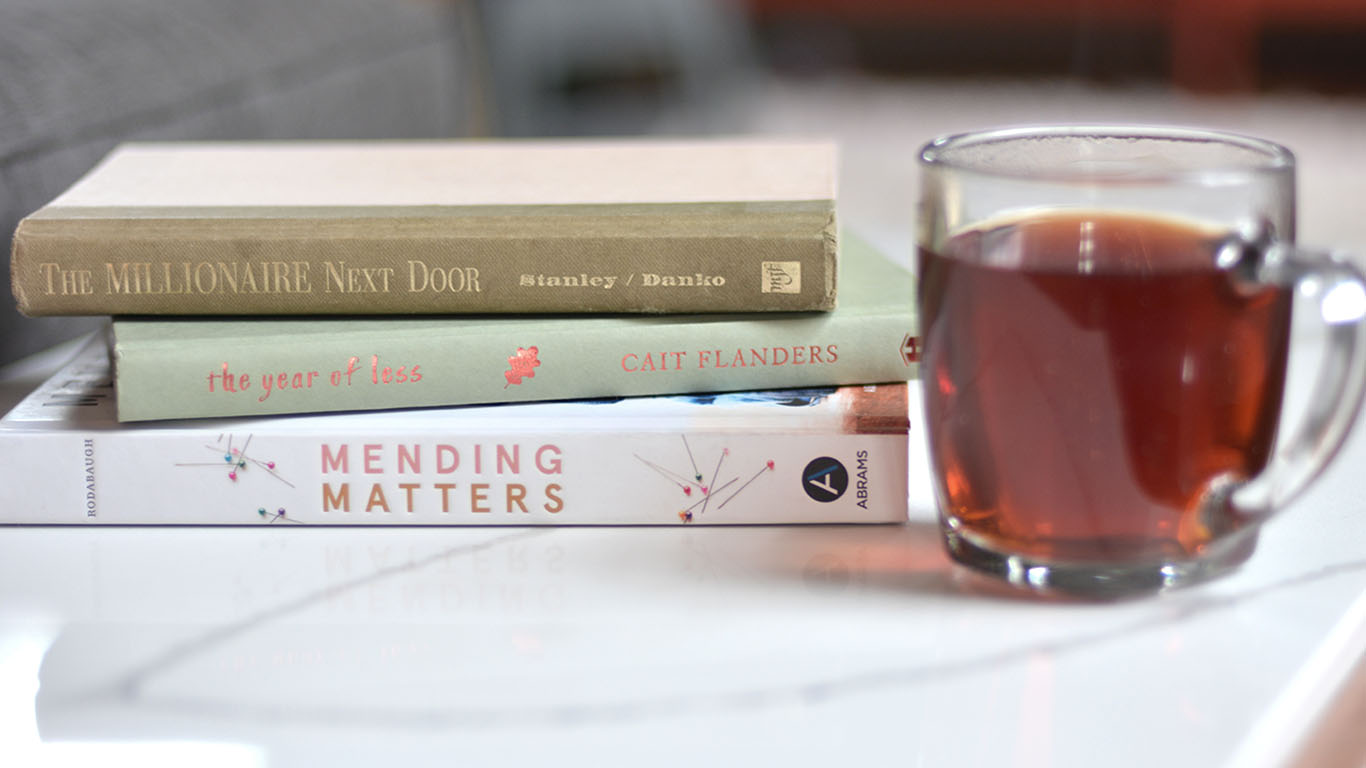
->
left=2, top=0, right=755, bottom=366
left=1, top=0, right=484, bottom=363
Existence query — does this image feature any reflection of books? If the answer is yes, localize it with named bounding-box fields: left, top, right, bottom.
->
left=0, top=339, right=909, bottom=525
left=109, top=235, right=917, bottom=422
left=12, top=138, right=837, bottom=316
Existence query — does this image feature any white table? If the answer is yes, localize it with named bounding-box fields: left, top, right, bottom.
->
left=6, top=75, right=1366, bottom=768
left=1, top=328, right=1364, bottom=767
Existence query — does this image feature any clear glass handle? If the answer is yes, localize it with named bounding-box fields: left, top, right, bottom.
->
left=1230, top=245, right=1366, bottom=518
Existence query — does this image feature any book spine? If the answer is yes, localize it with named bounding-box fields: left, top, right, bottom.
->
left=0, top=423, right=908, bottom=525
left=112, top=311, right=916, bottom=421
left=11, top=203, right=836, bottom=315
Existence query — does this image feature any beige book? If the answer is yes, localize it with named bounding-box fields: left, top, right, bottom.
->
left=11, top=138, right=839, bottom=316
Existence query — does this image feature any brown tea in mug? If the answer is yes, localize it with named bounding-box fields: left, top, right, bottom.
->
left=918, top=210, right=1294, bottom=563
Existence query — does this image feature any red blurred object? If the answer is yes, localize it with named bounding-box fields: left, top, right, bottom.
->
left=744, top=0, right=1366, bottom=91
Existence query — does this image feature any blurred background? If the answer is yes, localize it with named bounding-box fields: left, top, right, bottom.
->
left=4, top=0, right=1366, bottom=363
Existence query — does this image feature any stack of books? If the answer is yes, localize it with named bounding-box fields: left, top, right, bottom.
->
left=2, top=138, right=919, bottom=525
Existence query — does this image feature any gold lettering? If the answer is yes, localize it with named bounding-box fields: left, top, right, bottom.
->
left=365, top=484, right=390, bottom=513
left=322, top=483, right=350, bottom=512
left=216, top=262, right=239, bottom=293
left=105, top=263, right=133, bottom=293
left=292, top=261, right=311, bottom=293
left=239, top=262, right=259, bottom=293
left=323, top=261, right=346, bottom=293
left=193, top=262, right=217, bottom=294
left=38, top=264, right=94, bottom=295
left=435, top=483, right=458, bottom=512
left=273, top=262, right=293, bottom=292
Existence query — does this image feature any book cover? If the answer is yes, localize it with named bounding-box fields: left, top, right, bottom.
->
left=0, top=339, right=910, bottom=525
left=110, top=235, right=918, bottom=422
left=11, top=138, right=838, bottom=316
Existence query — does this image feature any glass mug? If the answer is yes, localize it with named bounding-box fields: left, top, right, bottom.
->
left=917, top=125, right=1366, bottom=597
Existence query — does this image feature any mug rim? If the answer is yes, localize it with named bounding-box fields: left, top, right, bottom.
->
left=919, top=124, right=1295, bottom=183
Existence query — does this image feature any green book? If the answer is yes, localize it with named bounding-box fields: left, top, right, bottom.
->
left=111, top=237, right=918, bottom=421
left=13, top=138, right=837, bottom=316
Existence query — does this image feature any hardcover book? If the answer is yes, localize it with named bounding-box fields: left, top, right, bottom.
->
left=110, top=235, right=918, bottom=422
left=11, top=138, right=838, bottom=316
left=0, top=339, right=910, bottom=525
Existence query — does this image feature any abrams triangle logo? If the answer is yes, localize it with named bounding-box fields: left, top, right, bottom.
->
left=802, top=457, right=848, bottom=503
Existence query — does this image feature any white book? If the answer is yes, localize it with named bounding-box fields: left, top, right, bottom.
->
left=0, top=339, right=910, bottom=525
left=40, top=139, right=836, bottom=208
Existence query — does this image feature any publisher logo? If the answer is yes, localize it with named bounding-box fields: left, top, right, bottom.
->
left=761, top=261, right=801, bottom=294
left=802, top=457, right=848, bottom=503
left=900, top=333, right=920, bottom=365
